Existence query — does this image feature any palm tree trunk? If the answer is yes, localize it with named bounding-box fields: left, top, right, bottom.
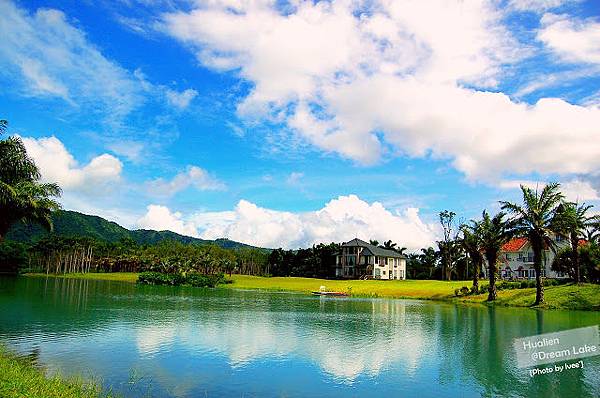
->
left=571, top=233, right=580, bottom=283
left=486, top=253, right=497, bottom=301
left=532, top=236, right=545, bottom=305
left=472, top=261, right=479, bottom=292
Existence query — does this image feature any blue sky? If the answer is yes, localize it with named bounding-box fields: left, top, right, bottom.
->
left=1, top=0, right=600, bottom=249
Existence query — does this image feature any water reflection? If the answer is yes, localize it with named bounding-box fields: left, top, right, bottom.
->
left=0, top=277, right=599, bottom=398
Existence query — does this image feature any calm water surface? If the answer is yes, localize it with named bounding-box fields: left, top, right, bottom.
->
left=1, top=276, right=599, bottom=397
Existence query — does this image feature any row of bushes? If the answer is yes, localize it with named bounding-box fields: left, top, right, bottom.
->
left=454, top=278, right=570, bottom=296
left=136, top=272, right=229, bottom=288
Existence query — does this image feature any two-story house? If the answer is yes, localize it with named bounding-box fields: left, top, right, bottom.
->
left=483, top=235, right=570, bottom=280
left=335, top=238, right=407, bottom=280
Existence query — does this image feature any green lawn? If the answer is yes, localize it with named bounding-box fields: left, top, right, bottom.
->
left=0, top=345, right=113, bottom=398
left=458, top=283, right=600, bottom=310
left=25, top=273, right=600, bottom=310
left=221, top=274, right=467, bottom=299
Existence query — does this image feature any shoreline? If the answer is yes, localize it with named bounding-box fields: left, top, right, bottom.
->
left=21, top=273, right=600, bottom=311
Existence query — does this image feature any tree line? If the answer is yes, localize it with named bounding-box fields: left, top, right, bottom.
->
left=408, top=183, right=600, bottom=304
left=2, top=118, right=600, bottom=306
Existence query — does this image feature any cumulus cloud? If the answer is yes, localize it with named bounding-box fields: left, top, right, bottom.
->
left=0, top=1, right=143, bottom=123
left=499, top=178, right=600, bottom=202
left=146, top=165, right=226, bottom=197
left=137, top=205, right=199, bottom=237
left=193, top=195, right=438, bottom=250
left=160, top=0, right=600, bottom=182
left=538, top=13, right=600, bottom=65
left=165, top=88, right=198, bottom=109
left=21, top=136, right=123, bottom=194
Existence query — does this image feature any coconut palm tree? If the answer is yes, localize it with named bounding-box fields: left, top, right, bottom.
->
left=459, top=220, right=484, bottom=292
left=0, top=121, right=61, bottom=241
left=478, top=211, right=514, bottom=301
left=553, top=202, right=600, bottom=283
left=382, top=240, right=397, bottom=250
left=500, top=183, right=564, bottom=305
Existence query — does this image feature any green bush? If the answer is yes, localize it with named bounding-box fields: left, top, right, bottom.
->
left=460, top=286, right=470, bottom=295
left=480, top=284, right=489, bottom=294
left=454, top=288, right=460, bottom=297
left=137, top=272, right=226, bottom=288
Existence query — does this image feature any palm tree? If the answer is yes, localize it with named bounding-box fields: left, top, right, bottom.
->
left=0, top=121, right=61, bottom=241
left=460, top=220, right=484, bottom=292
left=382, top=240, right=397, bottom=250
left=478, top=211, right=514, bottom=301
left=500, top=183, right=564, bottom=305
left=554, top=202, right=599, bottom=283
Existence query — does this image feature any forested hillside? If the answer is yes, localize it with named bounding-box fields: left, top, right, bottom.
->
left=6, top=210, right=259, bottom=250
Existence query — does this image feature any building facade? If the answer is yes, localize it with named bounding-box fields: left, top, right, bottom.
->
left=335, top=238, right=407, bottom=280
left=483, top=235, right=570, bottom=280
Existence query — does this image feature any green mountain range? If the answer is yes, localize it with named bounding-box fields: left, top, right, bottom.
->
left=6, top=210, right=260, bottom=250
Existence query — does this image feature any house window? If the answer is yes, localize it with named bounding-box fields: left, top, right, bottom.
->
left=383, top=270, right=386, bottom=275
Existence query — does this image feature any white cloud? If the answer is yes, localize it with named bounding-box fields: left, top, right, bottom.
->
left=508, top=0, right=579, bottom=13
left=561, top=179, right=600, bottom=202
left=160, top=1, right=600, bottom=182
left=286, top=171, right=304, bottom=185
left=137, top=204, right=199, bottom=237
left=0, top=2, right=144, bottom=123
left=146, top=165, right=226, bottom=197
left=193, top=194, right=438, bottom=250
left=498, top=179, right=547, bottom=191
left=498, top=178, right=600, bottom=203
left=538, top=13, right=600, bottom=65
left=165, top=88, right=198, bottom=109
left=20, top=135, right=123, bottom=194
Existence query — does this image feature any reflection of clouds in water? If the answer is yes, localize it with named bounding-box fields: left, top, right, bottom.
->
left=180, top=318, right=298, bottom=367
left=136, top=325, right=176, bottom=356
left=135, top=300, right=432, bottom=382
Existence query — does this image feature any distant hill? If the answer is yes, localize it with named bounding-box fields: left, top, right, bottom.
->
left=6, top=210, right=262, bottom=250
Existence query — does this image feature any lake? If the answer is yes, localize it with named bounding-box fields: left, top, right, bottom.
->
left=1, top=276, right=599, bottom=397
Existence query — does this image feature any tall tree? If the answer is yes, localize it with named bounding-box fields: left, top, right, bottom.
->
left=501, top=183, right=564, bottom=305
left=553, top=202, right=599, bottom=283
left=479, top=211, right=513, bottom=301
left=0, top=121, right=61, bottom=241
left=460, top=220, right=484, bottom=292
left=438, top=210, right=456, bottom=280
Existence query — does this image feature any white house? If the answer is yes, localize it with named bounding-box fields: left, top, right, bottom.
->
left=483, top=235, right=571, bottom=280
left=335, top=238, right=407, bottom=280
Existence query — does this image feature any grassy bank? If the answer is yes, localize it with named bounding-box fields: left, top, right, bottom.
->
left=0, top=345, right=112, bottom=398
left=457, top=283, right=600, bottom=310
left=27, top=272, right=139, bottom=283
left=25, top=273, right=600, bottom=310
left=221, top=274, right=467, bottom=298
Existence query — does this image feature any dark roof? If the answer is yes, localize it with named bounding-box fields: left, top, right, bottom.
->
left=341, top=238, right=406, bottom=258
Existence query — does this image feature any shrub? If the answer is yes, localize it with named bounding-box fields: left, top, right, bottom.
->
left=454, top=288, right=460, bottom=297
left=479, top=284, right=489, bottom=294
left=470, top=286, right=478, bottom=295
left=460, top=286, right=470, bottom=295
left=137, top=272, right=226, bottom=288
